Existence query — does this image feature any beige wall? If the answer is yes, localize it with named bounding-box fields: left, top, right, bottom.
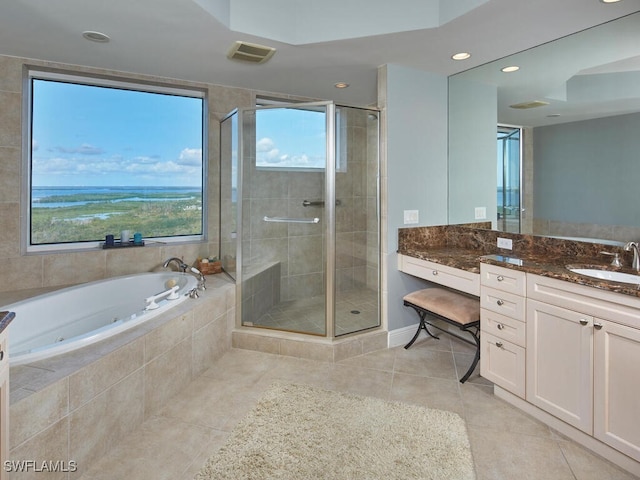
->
left=0, top=54, right=259, bottom=296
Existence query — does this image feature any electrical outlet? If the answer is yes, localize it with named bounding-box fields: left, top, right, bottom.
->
left=403, top=210, right=419, bottom=225
left=497, top=237, right=513, bottom=250
left=474, top=207, right=486, bottom=220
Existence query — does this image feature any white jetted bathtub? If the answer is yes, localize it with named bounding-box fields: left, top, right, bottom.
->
left=4, top=272, right=198, bottom=366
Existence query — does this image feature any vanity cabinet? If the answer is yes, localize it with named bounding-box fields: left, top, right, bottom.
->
left=397, top=254, right=479, bottom=296
left=480, top=264, right=526, bottom=398
left=526, top=299, right=593, bottom=433
left=527, top=273, right=640, bottom=462
left=594, top=319, right=640, bottom=462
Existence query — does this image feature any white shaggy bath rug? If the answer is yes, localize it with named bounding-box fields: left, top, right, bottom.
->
left=194, top=383, right=476, bottom=480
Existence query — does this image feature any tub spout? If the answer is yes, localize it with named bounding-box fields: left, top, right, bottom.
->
left=163, top=257, right=188, bottom=272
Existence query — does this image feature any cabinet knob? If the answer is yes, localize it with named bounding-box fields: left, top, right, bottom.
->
left=594, top=322, right=603, bottom=330
left=496, top=341, right=503, bottom=348
left=497, top=275, right=504, bottom=282
left=0, top=350, right=3, bottom=361
left=579, top=319, right=588, bottom=326
left=496, top=299, right=504, bottom=306
left=497, top=323, right=505, bottom=330
left=432, top=270, right=438, bottom=276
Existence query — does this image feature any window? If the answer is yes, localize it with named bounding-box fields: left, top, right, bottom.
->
left=26, top=70, right=206, bottom=252
left=497, top=125, right=522, bottom=233
left=255, top=106, right=327, bottom=170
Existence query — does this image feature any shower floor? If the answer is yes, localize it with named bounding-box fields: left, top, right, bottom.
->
left=249, top=287, right=379, bottom=336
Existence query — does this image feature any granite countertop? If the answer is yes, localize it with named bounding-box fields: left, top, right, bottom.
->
left=0, top=311, right=15, bottom=335
left=399, top=247, right=640, bottom=298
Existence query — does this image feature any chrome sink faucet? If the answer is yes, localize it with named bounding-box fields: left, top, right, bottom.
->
left=624, top=242, right=640, bottom=271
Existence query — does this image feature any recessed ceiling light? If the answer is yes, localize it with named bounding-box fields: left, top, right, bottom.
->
left=501, top=65, right=520, bottom=73
left=600, top=0, right=621, bottom=3
left=334, top=82, right=349, bottom=89
left=82, top=31, right=110, bottom=43
left=451, top=52, right=471, bottom=61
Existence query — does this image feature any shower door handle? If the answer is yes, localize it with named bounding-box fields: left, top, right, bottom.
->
left=263, top=216, right=320, bottom=224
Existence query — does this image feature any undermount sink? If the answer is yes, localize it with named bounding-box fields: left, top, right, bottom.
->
left=568, top=267, right=640, bottom=285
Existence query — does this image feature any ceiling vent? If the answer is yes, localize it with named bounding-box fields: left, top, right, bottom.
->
left=509, top=100, right=549, bottom=109
left=227, top=41, right=276, bottom=64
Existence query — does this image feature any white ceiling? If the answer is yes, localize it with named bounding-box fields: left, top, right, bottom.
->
left=0, top=0, right=639, bottom=106
left=454, top=11, right=640, bottom=127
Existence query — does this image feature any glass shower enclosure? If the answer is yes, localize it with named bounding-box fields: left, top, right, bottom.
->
left=220, top=101, right=380, bottom=338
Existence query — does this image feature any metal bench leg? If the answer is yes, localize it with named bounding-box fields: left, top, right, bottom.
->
left=459, top=326, right=480, bottom=383
left=404, top=307, right=439, bottom=349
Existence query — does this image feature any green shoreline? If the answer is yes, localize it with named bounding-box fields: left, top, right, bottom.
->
left=31, top=194, right=203, bottom=244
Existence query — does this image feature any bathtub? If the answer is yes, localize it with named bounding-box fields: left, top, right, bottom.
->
left=3, top=272, right=198, bottom=366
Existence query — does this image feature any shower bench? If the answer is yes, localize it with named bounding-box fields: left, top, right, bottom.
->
left=403, top=287, right=480, bottom=383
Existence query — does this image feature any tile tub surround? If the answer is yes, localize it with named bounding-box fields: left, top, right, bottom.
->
left=398, top=224, right=640, bottom=297
left=8, top=275, right=235, bottom=478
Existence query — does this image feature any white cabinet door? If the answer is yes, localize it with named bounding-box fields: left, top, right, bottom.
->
left=594, top=320, right=640, bottom=462
left=526, top=299, right=593, bottom=433
left=481, top=331, right=526, bottom=397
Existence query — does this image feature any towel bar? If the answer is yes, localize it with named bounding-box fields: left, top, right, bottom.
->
left=263, top=216, right=320, bottom=224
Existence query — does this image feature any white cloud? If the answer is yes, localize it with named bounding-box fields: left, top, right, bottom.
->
left=255, top=137, right=325, bottom=169
left=178, top=148, right=202, bottom=166
left=256, top=137, right=274, bottom=152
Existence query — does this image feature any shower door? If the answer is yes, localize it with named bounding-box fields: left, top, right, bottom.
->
left=224, top=102, right=380, bottom=337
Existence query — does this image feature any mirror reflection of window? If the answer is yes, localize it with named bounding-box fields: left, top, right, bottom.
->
left=497, top=126, right=522, bottom=233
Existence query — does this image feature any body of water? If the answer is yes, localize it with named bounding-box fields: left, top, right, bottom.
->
left=32, top=186, right=201, bottom=208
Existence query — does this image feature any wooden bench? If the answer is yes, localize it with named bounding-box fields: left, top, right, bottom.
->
left=403, top=287, right=481, bottom=383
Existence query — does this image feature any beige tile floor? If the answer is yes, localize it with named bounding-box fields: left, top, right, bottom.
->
left=78, top=335, right=639, bottom=480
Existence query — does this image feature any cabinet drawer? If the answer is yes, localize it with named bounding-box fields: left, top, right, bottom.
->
left=398, top=254, right=480, bottom=296
left=527, top=273, right=640, bottom=330
left=481, top=331, right=526, bottom=398
left=481, top=308, right=526, bottom=347
left=481, top=286, right=525, bottom=321
left=480, top=263, right=526, bottom=295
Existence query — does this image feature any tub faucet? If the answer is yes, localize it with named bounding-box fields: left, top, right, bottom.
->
left=624, top=242, right=640, bottom=271
left=163, top=257, right=188, bottom=272
left=187, top=266, right=207, bottom=291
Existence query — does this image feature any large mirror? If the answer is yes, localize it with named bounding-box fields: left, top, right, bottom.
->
left=448, top=11, right=640, bottom=243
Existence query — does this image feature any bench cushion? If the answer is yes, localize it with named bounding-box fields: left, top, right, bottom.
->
left=403, top=288, right=480, bottom=325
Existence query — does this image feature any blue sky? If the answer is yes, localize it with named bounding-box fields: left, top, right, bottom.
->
left=31, top=80, right=328, bottom=188
left=255, top=107, right=326, bottom=169
left=31, top=79, right=203, bottom=187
